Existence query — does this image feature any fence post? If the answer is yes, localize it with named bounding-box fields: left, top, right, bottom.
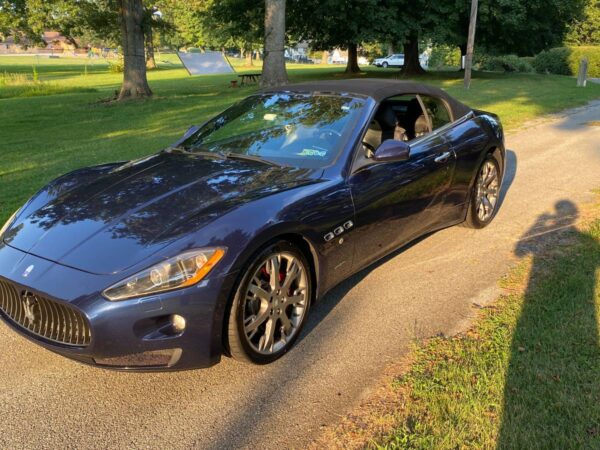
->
left=577, top=58, right=588, bottom=87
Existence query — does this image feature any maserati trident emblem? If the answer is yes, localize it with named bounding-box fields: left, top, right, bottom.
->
left=22, top=264, right=34, bottom=278
left=22, top=292, right=38, bottom=324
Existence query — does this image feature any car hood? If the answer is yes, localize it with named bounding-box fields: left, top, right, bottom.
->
left=5, top=152, right=315, bottom=275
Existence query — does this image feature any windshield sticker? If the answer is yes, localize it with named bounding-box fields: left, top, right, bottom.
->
left=298, top=149, right=327, bottom=157
left=263, top=113, right=277, bottom=121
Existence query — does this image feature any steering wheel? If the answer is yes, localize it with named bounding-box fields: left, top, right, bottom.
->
left=317, top=128, right=342, bottom=139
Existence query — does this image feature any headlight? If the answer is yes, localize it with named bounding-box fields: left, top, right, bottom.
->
left=103, top=247, right=226, bottom=301
left=0, top=209, right=19, bottom=238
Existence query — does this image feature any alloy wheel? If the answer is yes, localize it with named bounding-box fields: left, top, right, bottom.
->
left=242, top=252, right=308, bottom=355
left=475, top=160, right=499, bottom=222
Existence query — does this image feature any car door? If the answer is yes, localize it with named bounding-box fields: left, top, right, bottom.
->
left=418, top=94, right=466, bottom=226
left=391, top=54, right=403, bottom=66
left=348, top=130, right=455, bottom=270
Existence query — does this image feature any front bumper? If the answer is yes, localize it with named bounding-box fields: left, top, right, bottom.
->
left=0, top=243, right=236, bottom=371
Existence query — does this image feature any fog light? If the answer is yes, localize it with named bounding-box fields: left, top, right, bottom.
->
left=94, top=348, right=182, bottom=368
left=170, top=314, right=186, bottom=334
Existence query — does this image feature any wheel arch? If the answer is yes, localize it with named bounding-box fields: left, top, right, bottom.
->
left=468, top=144, right=505, bottom=192
left=220, top=230, right=320, bottom=356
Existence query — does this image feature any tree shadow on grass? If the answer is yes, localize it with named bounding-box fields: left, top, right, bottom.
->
left=498, top=200, right=600, bottom=449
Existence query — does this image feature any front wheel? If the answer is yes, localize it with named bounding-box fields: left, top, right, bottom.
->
left=464, top=154, right=502, bottom=228
left=382, top=62, right=389, bottom=68
left=226, top=241, right=312, bottom=364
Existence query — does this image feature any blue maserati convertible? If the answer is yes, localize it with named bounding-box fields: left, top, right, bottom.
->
left=0, top=79, right=504, bottom=370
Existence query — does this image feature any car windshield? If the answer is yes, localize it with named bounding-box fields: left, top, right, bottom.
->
left=180, top=93, right=367, bottom=169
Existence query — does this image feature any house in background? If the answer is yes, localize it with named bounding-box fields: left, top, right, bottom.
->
left=285, top=41, right=311, bottom=63
left=0, top=31, right=78, bottom=54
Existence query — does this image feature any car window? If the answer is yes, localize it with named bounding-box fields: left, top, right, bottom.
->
left=181, top=93, right=367, bottom=169
left=361, top=94, right=429, bottom=157
left=419, top=96, right=452, bottom=130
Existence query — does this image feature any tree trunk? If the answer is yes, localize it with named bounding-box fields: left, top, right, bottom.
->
left=245, top=48, right=254, bottom=66
left=118, top=0, right=152, bottom=100
left=399, top=32, right=425, bottom=76
left=387, top=42, right=394, bottom=55
left=261, top=0, right=288, bottom=87
left=321, top=50, right=329, bottom=65
left=344, top=43, right=361, bottom=74
left=145, top=24, right=157, bottom=70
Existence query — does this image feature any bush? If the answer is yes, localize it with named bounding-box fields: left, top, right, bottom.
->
left=108, top=59, right=124, bottom=73
left=532, top=46, right=600, bottom=77
left=532, top=48, right=572, bottom=75
left=429, top=45, right=462, bottom=69
left=478, top=54, right=534, bottom=73
left=186, top=47, right=201, bottom=53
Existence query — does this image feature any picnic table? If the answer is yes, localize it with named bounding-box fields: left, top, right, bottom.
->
left=238, top=73, right=262, bottom=86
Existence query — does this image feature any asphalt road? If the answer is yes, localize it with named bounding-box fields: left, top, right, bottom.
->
left=1, top=102, right=599, bottom=450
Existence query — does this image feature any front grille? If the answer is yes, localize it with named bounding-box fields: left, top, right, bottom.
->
left=0, top=279, right=91, bottom=347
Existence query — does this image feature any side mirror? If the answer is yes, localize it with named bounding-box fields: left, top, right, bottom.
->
left=373, top=139, right=411, bottom=163
left=171, top=124, right=201, bottom=148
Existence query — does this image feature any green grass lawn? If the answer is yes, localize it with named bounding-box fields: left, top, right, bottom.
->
left=375, top=205, right=600, bottom=449
left=1, top=54, right=599, bottom=223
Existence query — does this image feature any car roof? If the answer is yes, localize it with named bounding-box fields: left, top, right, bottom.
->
left=261, top=78, right=472, bottom=119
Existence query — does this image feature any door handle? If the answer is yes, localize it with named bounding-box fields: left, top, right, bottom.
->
left=434, top=151, right=452, bottom=164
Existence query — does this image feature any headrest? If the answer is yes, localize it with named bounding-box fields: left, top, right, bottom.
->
left=375, top=105, right=397, bottom=129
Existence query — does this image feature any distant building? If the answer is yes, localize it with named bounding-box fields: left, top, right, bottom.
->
left=0, top=31, right=79, bottom=54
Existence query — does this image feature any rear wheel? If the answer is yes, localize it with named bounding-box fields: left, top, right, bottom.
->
left=226, top=241, right=312, bottom=364
left=464, top=154, right=502, bottom=228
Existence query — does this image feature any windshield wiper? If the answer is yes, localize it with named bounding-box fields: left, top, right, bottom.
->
left=217, top=151, right=286, bottom=168
left=166, top=147, right=285, bottom=168
left=166, top=146, right=228, bottom=160
left=165, top=145, right=190, bottom=154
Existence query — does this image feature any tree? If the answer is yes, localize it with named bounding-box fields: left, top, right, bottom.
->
left=289, top=0, right=384, bottom=74
left=565, top=0, right=600, bottom=45
left=262, top=0, right=288, bottom=87
left=1, top=0, right=153, bottom=100
left=207, top=0, right=264, bottom=64
left=155, top=0, right=215, bottom=49
left=431, top=0, right=586, bottom=57
left=118, top=0, right=152, bottom=99
left=0, top=0, right=42, bottom=44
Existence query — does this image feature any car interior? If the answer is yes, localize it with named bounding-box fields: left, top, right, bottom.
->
left=361, top=94, right=452, bottom=159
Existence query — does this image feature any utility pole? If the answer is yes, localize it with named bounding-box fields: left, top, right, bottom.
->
left=464, top=0, right=478, bottom=89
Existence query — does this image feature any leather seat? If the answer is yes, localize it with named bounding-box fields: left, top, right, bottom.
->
left=375, top=105, right=407, bottom=141
left=414, top=114, right=429, bottom=137
left=363, top=120, right=382, bottom=154
left=362, top=104, right=408, bottom=157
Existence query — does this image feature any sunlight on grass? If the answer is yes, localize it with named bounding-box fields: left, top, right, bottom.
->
left=0, top=70, right=97, bottom=99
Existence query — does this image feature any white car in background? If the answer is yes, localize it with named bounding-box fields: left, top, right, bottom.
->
left=374, top=54, right=404, bottom=68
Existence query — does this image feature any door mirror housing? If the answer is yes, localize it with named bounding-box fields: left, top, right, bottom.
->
left=373, top=139, right=411, bottom=163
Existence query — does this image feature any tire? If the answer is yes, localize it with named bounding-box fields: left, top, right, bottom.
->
left=463, top=153, right=502, bottom=229
left=226, top=241, right=312, bottom=364
left=382, top=62, right=388, bottom=68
